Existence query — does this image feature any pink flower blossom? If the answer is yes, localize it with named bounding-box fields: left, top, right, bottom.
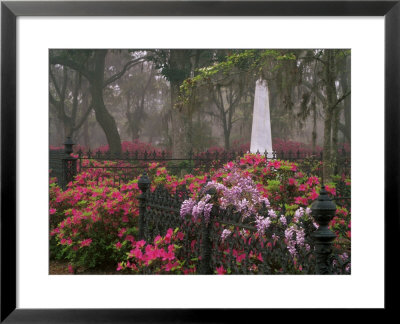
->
left=136, top=240, right=146, bottom=248
left=125, top=235, right=135, bottom=243
left=216, top=266, right=227, bottom=274
left=80, top=238, right=92, bottom=247
left=118, top=228, right=127, bottom=238
left=176, top=232, right=184, bottom=241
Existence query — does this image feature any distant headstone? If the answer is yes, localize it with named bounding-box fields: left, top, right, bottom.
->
left=250, top=79, right=273, bottom=157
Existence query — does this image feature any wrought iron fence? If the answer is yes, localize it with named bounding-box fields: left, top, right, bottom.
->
left=49, top=148, right=77, bottom=190
left=137, top=173, right=350, bottom=275
left=49, top=138, right=350, bottom=188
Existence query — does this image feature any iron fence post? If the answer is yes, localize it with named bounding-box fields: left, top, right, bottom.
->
left=61, top=137, right=77, bottom=190
left=199, top=176, right=215, bottom=274
left=311, top=185, right=337, bottom=274
left=138, top=172, right=151, bottom=240
left=199, top=207, right=214, bottom=275
left=189, top=149, right=193, bottom=174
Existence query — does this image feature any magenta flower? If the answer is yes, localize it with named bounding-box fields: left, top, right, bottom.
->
left=80, top=238, right=92, bottom=247
left=133, top=248, right=143, bottom=260
left=136, top=240, right=146, bottom=248
left=118, top=228, right=127, bottom=238
left=216, top=266, right=227, bottom=275
left=176, top=232, right=184, bottom=241
left=154, top=235, right=163, bottom=245
left=236, top=253, right=246, bottom=263
left=125, top=235, right=135, bottom=243
left=165, top=261, right=179, bottom=272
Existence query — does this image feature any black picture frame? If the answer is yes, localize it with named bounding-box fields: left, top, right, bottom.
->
left=1, top=0, right=399, bottom=322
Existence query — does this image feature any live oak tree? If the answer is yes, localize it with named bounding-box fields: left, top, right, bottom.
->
left=49, top=65, right=92, bottom=141
left=50, top=50, right=147, bottom=154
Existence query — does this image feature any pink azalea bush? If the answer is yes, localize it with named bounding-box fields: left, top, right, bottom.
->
left=49, top=159, right=212, bottom=271
left=49, top=174, right=140, bottom=269
left=49, top=151, right=350, bottom=274
left=116, top=228, right=196, bottom=274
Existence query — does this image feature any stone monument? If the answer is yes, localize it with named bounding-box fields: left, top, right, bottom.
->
left=250, top=79, right=273, bottom=158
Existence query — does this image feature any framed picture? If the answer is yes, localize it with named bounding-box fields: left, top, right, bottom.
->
left=1, top=0, right=398, bottom=321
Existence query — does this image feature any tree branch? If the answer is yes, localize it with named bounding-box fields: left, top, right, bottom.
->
left=103, top=57, right=147, bottom=88
left=73, top=103, right=93, bottom=132
left=61, top=68, right=68, bottom=102
left=231, top=117, right=243, bottom=125
left=331, top=91, right=351, bottom=111
left=302, top=80, right=326, bottom=104
left=71, top=72, right=82, bottom=123
left=204, top=110, right=221, bottom=120
left=49, top=93, right=62, bottom=119
left=49, top=55, right=93, bottom=81
left=49, top=67, right=62, bottom=99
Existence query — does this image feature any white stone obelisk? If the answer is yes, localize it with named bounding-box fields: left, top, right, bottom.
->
left=250, top=79, right=273, bottom=158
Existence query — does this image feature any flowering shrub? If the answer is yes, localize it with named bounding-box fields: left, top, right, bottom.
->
left=49, top=160, right=211, bottom=272
left=209, top=216, right=315, bottom=275
left=116, top=228, right=195, bottom=274
left=180, top=168, right=317, bottom=273
left=181, top=165, right=272, bottom=233
left=50, top=152, right=350, bottom=274
left=49, top=176, right=140, bottom=270
left=180, top=153, right=350, bottom=274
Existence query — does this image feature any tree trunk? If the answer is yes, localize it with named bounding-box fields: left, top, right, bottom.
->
left=322, top=50, right=338, bottom=179
left=341, top=57, right=351, bottom=143
left=169, top=50, right=191, bottom=158
left=312, top=97, right=317, bottom=153
left=170, top=83, right=189, bottom=158
left=332, top=104, right=341, bottom=169
left=223, top=126, right=231, bottom=151
left=83, top=117, right=89, bottom=148
left=91, top=50, right=122, bottom=154
left=323, top=112, right=332, bottom=160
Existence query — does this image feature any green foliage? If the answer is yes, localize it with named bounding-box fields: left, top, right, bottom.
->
left=167, top=160, right=194, bottom=176
left=178, top=49, right=297, bottom=104
left=266, top=180, right=281, bottom=192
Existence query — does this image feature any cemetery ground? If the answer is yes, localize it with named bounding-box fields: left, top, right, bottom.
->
left=49, top=145, right=351, bottom=275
